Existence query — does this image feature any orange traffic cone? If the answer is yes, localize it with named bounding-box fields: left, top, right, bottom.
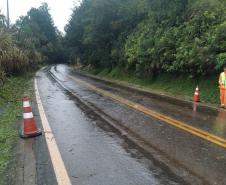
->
left=193, top=86, right=199, bottom=102
left=20, top=96, right=42, bottom=138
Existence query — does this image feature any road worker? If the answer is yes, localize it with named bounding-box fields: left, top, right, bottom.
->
left=219, top=67, right=226, bottom=108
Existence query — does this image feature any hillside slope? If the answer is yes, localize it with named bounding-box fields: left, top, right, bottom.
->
left=65, top=0, right=226, bottom=77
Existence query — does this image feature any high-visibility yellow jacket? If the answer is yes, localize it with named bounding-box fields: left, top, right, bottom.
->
left=219, top=72, right=226, bottom=87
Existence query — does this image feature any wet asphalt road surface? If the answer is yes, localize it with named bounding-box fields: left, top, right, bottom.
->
left=37, top=67, right=185, bottom=185
left=36, top=65, right=226, bottom=185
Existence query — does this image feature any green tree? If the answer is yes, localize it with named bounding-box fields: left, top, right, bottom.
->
left=65, top=0, right=226, bottom=77
left=13, top=3, right=67, bottom=64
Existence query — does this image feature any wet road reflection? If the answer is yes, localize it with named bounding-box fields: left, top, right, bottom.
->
left=213, top=110, right=226, bottom=137
left=38, top=65, right=226, bottom=185
left=37, top=69, right=186, bottom=185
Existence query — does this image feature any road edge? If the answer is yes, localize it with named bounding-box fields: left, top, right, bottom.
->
left=74, top=70, right=221, bottom=113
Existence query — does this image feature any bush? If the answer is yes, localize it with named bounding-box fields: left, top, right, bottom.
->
left=0, top=28, right=42, bottom=75
left=0, top=48, right=29, bottom=74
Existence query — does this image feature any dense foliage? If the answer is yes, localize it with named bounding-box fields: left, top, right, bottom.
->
left=65, top=0, right=226, bottom=77
left=0, top=3, right=67, bottom=85
left=0, top=14, right=33, bottom=83
left=14, top=3, right=68, bottom=64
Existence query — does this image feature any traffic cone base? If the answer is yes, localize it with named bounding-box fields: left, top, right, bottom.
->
left=20, top=128, right=42, bottom=138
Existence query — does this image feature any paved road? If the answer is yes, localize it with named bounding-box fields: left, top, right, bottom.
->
left=36, top=66, right=185, bottom=185
left=34, top=64, right=226, bottom=185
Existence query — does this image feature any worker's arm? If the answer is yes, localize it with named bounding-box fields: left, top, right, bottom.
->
left=219, top=74, right=223, bottom=86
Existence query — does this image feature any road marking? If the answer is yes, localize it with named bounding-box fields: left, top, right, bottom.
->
left=69, top=75, right=226, bottom=149
left=34, top=79, right=72, bottom=185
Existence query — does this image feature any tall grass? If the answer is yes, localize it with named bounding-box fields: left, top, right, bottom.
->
left=0, top=29, right=41, bottom=83
left=0, top=48, right=29, bottom=74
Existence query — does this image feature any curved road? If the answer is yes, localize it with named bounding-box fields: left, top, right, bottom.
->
left=33, top=65, right=226, bottom=185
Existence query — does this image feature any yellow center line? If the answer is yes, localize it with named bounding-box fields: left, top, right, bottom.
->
left=69, top=75, right=226, bottom=149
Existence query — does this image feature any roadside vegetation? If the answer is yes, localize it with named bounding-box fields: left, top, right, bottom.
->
left=0, top=3, right=67, bottom=79
left=85, top=67, right=219, bottom=104
left=0, top=3, right=65, bottom=177
left=0, top=76, right=32, bottom=175
left=65, top=0, right=226, bottom=104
